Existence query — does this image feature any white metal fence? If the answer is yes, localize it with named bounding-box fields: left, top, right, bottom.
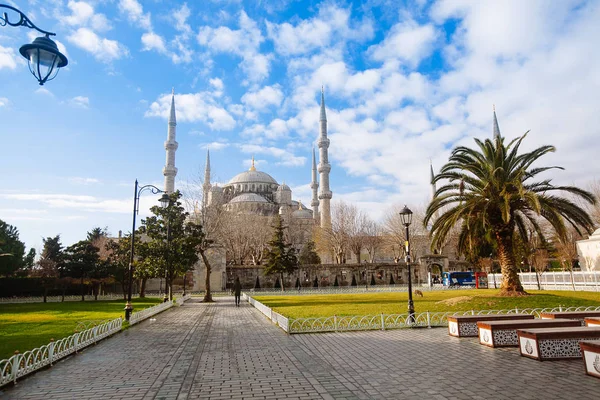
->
left=248, top=284, right=464, bottom=296
left=0, top=294, right=129, bottom=304
left=243, top=294, right=289, bottom=332
left=0, top=295, right=192, bottom=387
left=0, top=317, right=123, bottom=387
left=489, top=271, right=600, bottom=291
left=243, top=292, right=600, bottom=334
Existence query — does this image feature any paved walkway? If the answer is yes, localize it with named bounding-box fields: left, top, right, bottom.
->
left=1, top=297, right=598, bottom=400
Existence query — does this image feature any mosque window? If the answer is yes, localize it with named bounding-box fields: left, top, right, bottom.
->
left=244, top=184, right=248, bottom=191
left=252, top=184, right=255, bottom=191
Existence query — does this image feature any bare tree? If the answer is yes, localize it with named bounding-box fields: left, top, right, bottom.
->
left=383, top=204, right=429, bottom=262
left=554, top=227, right=584, bottom=291
left=530, top=248, right=548, bottom=290
left=314, top=201, right=353, bottom=264
left=346, top=204, right=369, bottom=263
left=363, top=220, right=383, bottom=263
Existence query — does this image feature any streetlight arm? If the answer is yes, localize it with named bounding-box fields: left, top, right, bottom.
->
left=0, top=4, right=56, bottom=36
left=135, top=184, right=166, bottom=215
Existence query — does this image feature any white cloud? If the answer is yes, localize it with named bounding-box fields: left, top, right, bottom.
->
left=209, top=78, right=224, bottom=91
left=201, top=141, right=230, bottom=151
left=118, top=0, right=152, bottom=30
left=67, top=28, right=128, bottom=62
left=238, top=144, right=305, bottom=167
left=146, top=91, right=236, bottom=131
left=0, top=45, right=17, bottom=70
left=142, top=32, right=167, bottom=53
left=35, top=88, right=54, bottom=97
left=266, top=4, right=373, bottom=56
left=173, top=3, right=192, bottom=35
left=0, top=97, right=9, bottom=107
left=368, top=20, right=437, bottom=67
left=197, top=11, right=271, bottom=82
left=63, top=1, right=111, bottom=31
left=68, top=177, right=100, bottom=185
left=241, top=85, right=283, bottom=111
left=69, top=96, right=90, bottom=108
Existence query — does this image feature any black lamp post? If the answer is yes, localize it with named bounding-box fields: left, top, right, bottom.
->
left=1, top=4, right=68, bottom=85
left=399, top=205, right=415, bottom=325
left=163, top=212, right=172, bottom=303
left=125, top=179, right=169, bottom=321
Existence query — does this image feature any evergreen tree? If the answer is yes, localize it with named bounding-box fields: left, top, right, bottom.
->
left=370, top=273, right=376, bottom=286
left=34, top=235, right=64, bottom=302
left=263, top=215, right=297, bottom=291
left=64, top=240, right=103, bottom=301
left=333, top=276, right=339, bottom=287
left=389, top=273, right=395, bottom=285
left=351, top=274, right=357, bottom=286
left=313, top=276, right=318, bottom=288
left=0, top=220, right=26, bottom=277
left=295, top=277, right=301, bottom=289
left=274, top=277, right=281, bottom=289
left=299, top=240, right=321, bottom=265
left=138, top=192, right=202, bottom=300
left=254, top=275, right=261, bottom=289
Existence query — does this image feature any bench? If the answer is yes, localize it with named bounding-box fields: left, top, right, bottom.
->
left=579, top=340, right=600, bottom=378
left=517, top=327, right=600, bottom=360
left=585, top=317, right=600, bottom=327
left=448, top=314, right=534, bottom=337
left=478, top=318, right=581, bottom=347
left=540, top=311, right=600, bottom=325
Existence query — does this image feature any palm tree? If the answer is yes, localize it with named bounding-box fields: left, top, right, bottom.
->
left=424, top=133, right=595, bottom=295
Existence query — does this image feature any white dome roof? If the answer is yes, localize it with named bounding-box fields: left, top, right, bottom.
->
left=229, top=193, right=269, bottom=204
left=277, top=183, right=291, bottom=191
left=228, top=170, right=277, bottom=185
left=292, top=209, right=313, bottom=219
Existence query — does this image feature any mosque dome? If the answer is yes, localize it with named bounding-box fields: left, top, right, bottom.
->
left=229, top=193, right=269, bottom=204
left=291, top=201, right=313, bottom=219
left=228, top=156, right=277, bottom=185
left=229, top=170, right=277, bottom=185
left=277, top=183, right=291, bottom=192
left=292, top=208, right=313, bottom=219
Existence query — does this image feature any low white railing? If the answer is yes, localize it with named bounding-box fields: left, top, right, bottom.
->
left=489, top=271, right=600, bottom=291
left=248, top=284, right=466, bottom=296
left=175, top=294, right=192, bottom=305
left=287, top=305, right=600, bottom=333
left=0, top=317, right=122, bottom=387
left=244, top=294, right=289, bottom=332
left=129, top=300, right=174, bottom=326
left=0, top=294, right=129, bottom=304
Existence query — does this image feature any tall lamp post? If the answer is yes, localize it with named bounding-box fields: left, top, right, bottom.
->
left=399, top=205, right=415, bottom=324
left=1, top=4, right=68, bottom=85
left=125, top=179, right=169, bottom=321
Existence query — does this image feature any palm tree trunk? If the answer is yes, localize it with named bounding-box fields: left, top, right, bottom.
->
left=496, top=231, right=526, bottom=295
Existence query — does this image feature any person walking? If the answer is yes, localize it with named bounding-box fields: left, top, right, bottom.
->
left=233, top=277, right=242, bottom=307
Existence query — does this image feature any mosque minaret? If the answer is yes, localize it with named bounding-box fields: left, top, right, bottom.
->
left=317, top=87, right=333, bottom=228
left=163, top=89, right=178, bottom=193
left=310, top=147, right=320, bottom=222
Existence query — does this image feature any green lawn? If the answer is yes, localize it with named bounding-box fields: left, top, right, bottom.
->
left=0, top=298, right=162, bottom=360
left=254, top=289, right=600, bottom=319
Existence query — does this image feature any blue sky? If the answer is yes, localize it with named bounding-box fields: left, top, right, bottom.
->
left=1, top=0, right=600, bottom=252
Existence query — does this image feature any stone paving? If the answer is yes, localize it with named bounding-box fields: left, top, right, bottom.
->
left=1, top=297, right=598, bottom=400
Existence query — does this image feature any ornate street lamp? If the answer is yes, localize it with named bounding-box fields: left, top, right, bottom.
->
left=1, top=4, right=68, bottom=85
left=125, top=179, right=169, bottom=321
left=399, top=205, right=415, bottom=324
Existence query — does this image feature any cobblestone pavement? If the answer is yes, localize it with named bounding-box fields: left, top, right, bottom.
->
left=1, top=297, right=598, bottom=400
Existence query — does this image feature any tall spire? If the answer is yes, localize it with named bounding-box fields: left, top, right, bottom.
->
left=310, top=146, right=319, bottom=222
left=202, top=148, right=211, bottom=209
left=493, top=105, right=501, bottom=139
left=249, top=155, right=256, bottom=171
left=320, top=85, right=327, bottom=121
left=317, top=87, right=332, bottom=228
left=163, top=89, right=178, bottom=193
